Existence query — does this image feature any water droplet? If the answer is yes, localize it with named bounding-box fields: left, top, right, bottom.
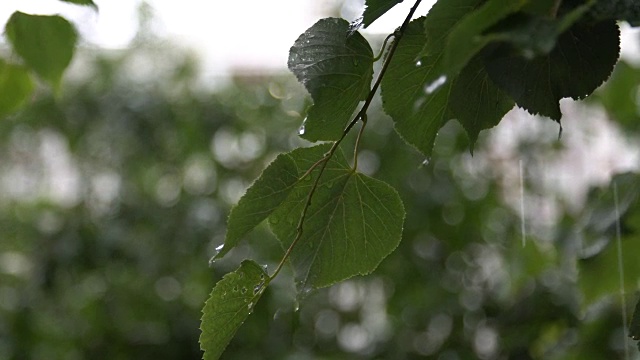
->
left=293, top=301, right=300, bottom=312
left=247, top=302, right=254, bottom=310
left=416, top=60, right=422, bottom=67
left=253, top=282, right=264, bottom=295
left=241, top=287, right=247, bottom=294
left=424, top=75, right=447, bottom=94
left=215, top=244, right=224, bottom=252
left=233, top=286, right=239, bottom=292
left=262, top=264, right=268, bottom=272
left=298, top=117, right=307, bottom=135
left=421, top=158, right=430, bottom=167
left=208, top=256, right=216, bottom=267
left=348, top=17, right=363, bottom=36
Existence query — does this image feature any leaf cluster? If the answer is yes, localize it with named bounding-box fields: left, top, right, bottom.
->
left=201, top=0, right=640, bottom=358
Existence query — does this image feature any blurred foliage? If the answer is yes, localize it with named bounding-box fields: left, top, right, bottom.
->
left=0, top=27, right=639, bottom=360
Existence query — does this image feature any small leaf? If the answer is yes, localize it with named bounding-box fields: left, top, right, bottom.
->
left=362, top=0, right=403, bottom=27
left=288, top=18, right=374, bottom=141
left=5, top=11, right=78, bottom=89
left=0, top=60, right=34, bottom=117
left=484, top=20, right=620, bottom=120
left=216, top=153, right=300, bottom=259
left=200, top=260, right=268, bottom=360
left=269, top=145, right=405, bottom=291
left=381, top=15, right=513, bottom=156
left=58, top=0, right=98, bottom=9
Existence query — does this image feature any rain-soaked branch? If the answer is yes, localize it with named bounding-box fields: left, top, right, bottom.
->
left=269, top=0, right=423, bottom=282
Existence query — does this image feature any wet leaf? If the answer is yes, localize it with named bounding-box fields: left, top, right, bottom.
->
left=0, top=60, right=34, bottom=117
left=381, top=14, right=512, bottom=156
left=216, top=153, right=299, bottom=260
left=5, top=12, right=78, bottom=89
left=362, top=0, right=403, bottom=27
left=268, top=145, right=405, bottom=291
left=288, top=18, right=374, bottom=141
left=200, top=260, right=268, bottom=360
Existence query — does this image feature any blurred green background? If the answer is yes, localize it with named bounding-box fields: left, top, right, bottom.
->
left=2, top=6, right=640, bottom=360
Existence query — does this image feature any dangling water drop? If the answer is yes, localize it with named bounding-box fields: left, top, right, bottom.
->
left=424, top=75, right=447, bottom=94
left=298, top=117, right=307, bottom=135
left=416, top=60, right=422, bottom=67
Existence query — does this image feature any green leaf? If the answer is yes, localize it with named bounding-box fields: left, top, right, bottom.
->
left=216, top=153, right=300, bottom=260
left=444, top=0, right=526, bottom=77
left=268, top=145, right=405, bottom=291
left=5, top=11, right=78, bottom=89
left=58, top=0, right=98, bottom=9
left=288, top=18, right=374, bottom=141
left=449, top=54, right=515, bottom=152
left=0, top=60, right=34, bottom=117
left=362, top=0, right=403, bottom=27
left=200, top=260, right=268, bottom=360
left=381, top=15, right=513, bottom=156
left=484, top=20, right=620, bottom=120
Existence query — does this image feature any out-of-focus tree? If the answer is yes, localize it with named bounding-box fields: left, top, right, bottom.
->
left=1, top=2, right=640, bottom=360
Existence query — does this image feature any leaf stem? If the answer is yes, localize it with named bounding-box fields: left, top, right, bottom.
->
left=353, top=114, right=367, bottom=170
left=269, top=0, right=423, bottom=282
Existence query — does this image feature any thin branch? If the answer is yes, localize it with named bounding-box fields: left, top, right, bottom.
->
left=269, top=0, right=423, bottom=281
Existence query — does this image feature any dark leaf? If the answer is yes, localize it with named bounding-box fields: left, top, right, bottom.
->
left=288, top=18, right=374, bottom=141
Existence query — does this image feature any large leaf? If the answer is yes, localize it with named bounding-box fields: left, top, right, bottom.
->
left=215, top=153, right=300, bottom=260
left=484, top=20, right=620, bottom=120
left=381, top=13, right=513, bottom=156
left=444, top=0, right=526, bottom=77
left=5, top=12, right=78, bottom=89
left=288, top=18, right=374, bottom=141
left=200, top=260, right=268, bottom=360
left=362, top=0, right=403, bottom=27
left=0, top=60, right=34, bottom=117
left=268, top=145, right=405, bottom=291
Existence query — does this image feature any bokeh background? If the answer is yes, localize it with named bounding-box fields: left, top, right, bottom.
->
left=1, top=1, right=640, bottom=359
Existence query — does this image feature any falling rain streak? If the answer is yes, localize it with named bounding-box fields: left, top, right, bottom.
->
left=519, top=160, right=526, bottom=247
left=614, top=181, right=631, bottom=360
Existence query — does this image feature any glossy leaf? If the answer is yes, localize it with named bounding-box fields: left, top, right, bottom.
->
left=200, top=260, right=268, bottom=360
left=216, top=153, right=299, bottom=259
left=5, top=12, right=78, bottom=89
left=484, top=20, right=620, bottom=120
left=0, top=60, right=34, bottom=117
left=288, top=18, right=374, bottom=141
left=362, top=0, right=403, bottom=27
left=269, top=145, right=404, bottom=291
left=381, top=15, right=513, bottom=156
